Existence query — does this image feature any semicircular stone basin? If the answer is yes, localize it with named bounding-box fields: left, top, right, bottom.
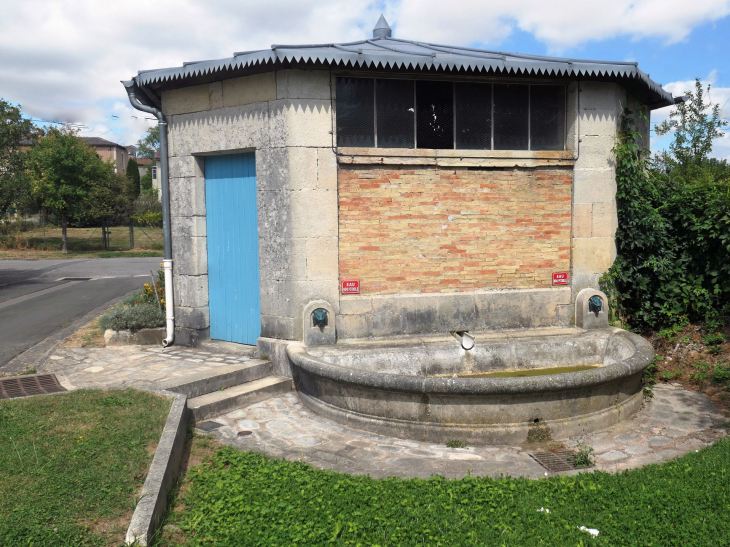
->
left=286, top=328, right=654, bottom=445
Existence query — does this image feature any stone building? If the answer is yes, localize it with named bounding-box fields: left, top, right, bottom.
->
left=124, top=18, right=678, bottom=368
left=80, top=137, right=130, bottom=174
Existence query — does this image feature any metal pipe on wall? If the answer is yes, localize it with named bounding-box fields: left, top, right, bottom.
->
left=122, top=80, right=175, bottom=347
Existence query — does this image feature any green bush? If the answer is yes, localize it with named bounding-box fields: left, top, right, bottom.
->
left=132, top=210, right=163, bottom=227
left=99, top=303, right=164, bottom=331
left=704, top=332, right=727, bottom=346
left=602, top=114, right=730, bottom=329
left=713, top=363, right=730, bottom=385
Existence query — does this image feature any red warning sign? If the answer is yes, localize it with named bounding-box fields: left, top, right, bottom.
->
left=552, top=271, right=569, bottom=285
left=341, top=280, right=360, bottom=294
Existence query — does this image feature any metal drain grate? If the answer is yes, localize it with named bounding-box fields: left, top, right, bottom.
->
left=0, top=374, right=66, bottom=399
left=529, top=449, right=583, bottom=472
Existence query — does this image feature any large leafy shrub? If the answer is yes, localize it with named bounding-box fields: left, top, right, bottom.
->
left=602, top=113, right=730, bottom=328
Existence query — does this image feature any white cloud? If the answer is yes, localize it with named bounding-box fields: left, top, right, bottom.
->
left=1, top=0, right=729, bottom=147
left=650, top=71, right=730, bottom=160
left=0, top=0, right=378, bottom=146
left=395, top=0, right=730, bottom=51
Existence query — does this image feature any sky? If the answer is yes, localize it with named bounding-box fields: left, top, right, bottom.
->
left=1, top=0, right=729, bottom=159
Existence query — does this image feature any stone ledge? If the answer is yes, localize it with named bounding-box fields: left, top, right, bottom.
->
left=337, top=147, right=576, bottom=167
left=104, top=328, right=166, bottom=346
left=125, top=391, right=189, bottom=546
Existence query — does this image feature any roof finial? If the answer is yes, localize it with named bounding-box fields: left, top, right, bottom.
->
left=373, top=14, right=392, bottom=39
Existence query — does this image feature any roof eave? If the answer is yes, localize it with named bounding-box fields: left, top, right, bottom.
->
left=129, top=43, right=677, bottom=108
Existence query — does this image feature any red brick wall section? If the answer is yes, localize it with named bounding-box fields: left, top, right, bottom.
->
left=338, top=166, right=572, bottom=294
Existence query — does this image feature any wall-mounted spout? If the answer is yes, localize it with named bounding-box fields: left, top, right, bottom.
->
left=451, top=331, right=475, bottom=351
left=588, top=295, right=602, bottom=317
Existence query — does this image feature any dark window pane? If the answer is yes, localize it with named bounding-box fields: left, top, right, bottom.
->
left=336, top=78, right=374, bottom=147
left=455, top=82, right=492, bottom=150
left=416, top=81, right=453, bottom=149
left=493, top=84, right=529, bottom=150
left=376, top=79, right=414, bottom=148
left=530, top=85, right=566, bottom=150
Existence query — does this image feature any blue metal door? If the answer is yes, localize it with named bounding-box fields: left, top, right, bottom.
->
left=205, top=153, right=260, bottom=345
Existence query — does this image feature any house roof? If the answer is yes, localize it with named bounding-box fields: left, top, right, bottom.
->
left=80, top=136, right=124, bottom=148
left=130, top=17, right=678, bottom=110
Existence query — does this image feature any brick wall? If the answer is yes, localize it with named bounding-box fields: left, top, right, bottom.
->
left=338, top=166, right=572, bottom=294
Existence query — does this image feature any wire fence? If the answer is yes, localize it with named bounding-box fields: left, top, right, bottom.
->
left=0, top=212, right=163, bottom=252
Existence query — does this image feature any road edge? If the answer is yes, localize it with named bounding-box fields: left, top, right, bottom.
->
left=1, top=290, right=135, bottom=375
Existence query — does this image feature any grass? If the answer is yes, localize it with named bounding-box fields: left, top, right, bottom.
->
left=158, top=436, right=730, bottom=546
left=445, top=440, right=468, bottom=448
left=0, top=389, right=171, bottom=546
left=60, top=317, right=106, bottom=349
left=0, top=225, right=163, bottom=259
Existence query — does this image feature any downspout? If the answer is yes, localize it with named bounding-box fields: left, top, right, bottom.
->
left=122, top=80, right=175, bottom=347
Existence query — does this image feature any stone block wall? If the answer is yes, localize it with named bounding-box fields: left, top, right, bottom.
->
left=338, top=166, right=572, bottom=294
left=161, top=70, right=642, bottom=347
left=571, top=82, right=626, bottom=296
left=165, top=69, right=339, bottom=344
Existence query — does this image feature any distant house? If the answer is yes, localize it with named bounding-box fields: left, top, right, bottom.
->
left=80, top=137, right=130, bottom=174
left=136, top=156, right=153, bottom=178
left=151, top=149, right=161, bottom=198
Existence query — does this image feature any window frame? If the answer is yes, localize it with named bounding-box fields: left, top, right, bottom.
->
left=335, top=74, right=569, bottom=152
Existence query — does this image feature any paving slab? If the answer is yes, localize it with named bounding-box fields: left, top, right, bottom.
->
left=38, top=346, right=256, bottom=391
left=204, top=384, right=727, bottom=480
left=37, top=346, right=728, bottom=480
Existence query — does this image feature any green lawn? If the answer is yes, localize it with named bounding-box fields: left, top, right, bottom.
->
left=163, top=438, right=730, bottom=546
left=0, top=389, right=171, bottom=546
left=0, top=225, right=163, bottom=258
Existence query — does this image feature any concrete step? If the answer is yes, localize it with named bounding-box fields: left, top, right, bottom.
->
left=161, top=360, right=272, bottom=398
left=198, top=340, right=257, bottom=358
left=188, top=376, right=292, bottom=422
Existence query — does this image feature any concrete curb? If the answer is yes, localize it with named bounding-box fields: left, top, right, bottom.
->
left=125, top=390, right=190, bottom=546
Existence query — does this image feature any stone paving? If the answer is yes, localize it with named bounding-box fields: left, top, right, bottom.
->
left=39, top=346, right=255, bottom=390
left=35, top=346, right=728, bottom=479
left=202, top=384, right=727, bottom=480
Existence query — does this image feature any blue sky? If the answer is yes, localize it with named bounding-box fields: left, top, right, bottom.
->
left=489, top=16, right=730, bottom=157
left=1, top=0, right=728, bottom=159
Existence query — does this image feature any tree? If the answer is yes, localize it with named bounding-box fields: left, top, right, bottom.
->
left=0, top=99, right=38, bottom=216
left=126, top=157, right=141, bottom=198
left=140, top=171, right=155, bottom=196
left=654, top=78, right=728, bottom=177
left=136, top=126, right=159, bottom=160
left=29, top=128, right=113, bottom=253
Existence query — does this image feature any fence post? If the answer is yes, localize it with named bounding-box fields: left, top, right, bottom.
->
left=129, top=218, right=134, bottom=250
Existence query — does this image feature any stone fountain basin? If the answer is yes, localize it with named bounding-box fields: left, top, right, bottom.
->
left=286, top=328, right=654, bottom=445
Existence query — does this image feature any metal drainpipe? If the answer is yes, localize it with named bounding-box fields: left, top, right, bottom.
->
left=122, top=80, right=175, bottom=347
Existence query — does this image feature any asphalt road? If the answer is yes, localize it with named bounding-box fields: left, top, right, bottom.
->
left=0, top=257, right=163, bottom=368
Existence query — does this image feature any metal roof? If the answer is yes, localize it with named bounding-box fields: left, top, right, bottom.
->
left=80, top=136, right=124, bottom=147
left=131, top=19, right=677, bottom=109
